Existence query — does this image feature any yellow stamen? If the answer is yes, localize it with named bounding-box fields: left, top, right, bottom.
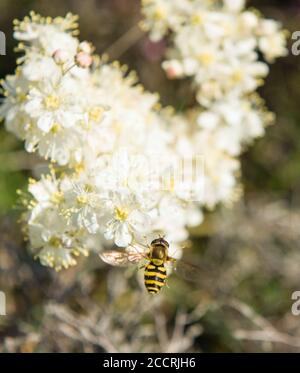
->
left=44, top=94, right=60, bottom=110
left=89, top=107, right=104, bottom=122
left=51, top=123, right=62, bottom=134
left=114, top=207, right=129, bottom=221
left=51, top=191, right=64, bottom=204
left=191, top=14, right=203, bottom=26
left=153, top=8, right=165, bottom=20
left=197, top=53, right=215, bottom=66
left=76, top=195, right=88, bottom=205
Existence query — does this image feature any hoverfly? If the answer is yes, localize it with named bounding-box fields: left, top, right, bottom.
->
left=99, top=237, right=200, bottom=295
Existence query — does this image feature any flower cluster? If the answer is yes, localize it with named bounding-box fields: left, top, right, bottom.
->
left=141, top=0, right=288, bottom=156
left=0, top=6, right=286, bottom=271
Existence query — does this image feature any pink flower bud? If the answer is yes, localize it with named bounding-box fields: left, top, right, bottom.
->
left=75, top=51, right=93, bottom=68
left=162, top=60, right=183, bottom=79
left=52, top=49, right=69, bottom=65
left=165, top=66, right=179, bottom=79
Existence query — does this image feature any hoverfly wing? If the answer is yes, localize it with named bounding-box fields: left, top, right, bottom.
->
left=99, top=251, right=133, bottom=267
left=171, top=259, right=202, bottom=283
left=125, top=244, right=148, bottom=264
left=99, top=246, right=146, bottom=267
left=126, top=251, right=146, bottom=264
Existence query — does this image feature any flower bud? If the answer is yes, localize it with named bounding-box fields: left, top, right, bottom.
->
left=52, top=49, right=69, bottom=65
left=162, top=60, right=183, bottom=79
left=75, top=51, right=93, bottom=68
left=78, top=41, right=94, bottom=54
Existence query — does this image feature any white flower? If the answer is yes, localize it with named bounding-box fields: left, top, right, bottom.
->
left=142, top=0, right=287, bottom=158
left=24, top=81, right=81, bottom=133
left=14, top=13, right=79, bottom=56
left=103, top=191, right=151, bottom=247
left=258, top=32, right=288, bottom=62
left=223, top=0, right=245, bottom=13
left=22, top=55, right=61, bottom=82
left=66, top=182, right=101, bottom=234
left=152, top=196, right=189, bottom=243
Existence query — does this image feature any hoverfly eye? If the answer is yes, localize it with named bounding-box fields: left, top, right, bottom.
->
left=160, top=238, right=169, bottom=247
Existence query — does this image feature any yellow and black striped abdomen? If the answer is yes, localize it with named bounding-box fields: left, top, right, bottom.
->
left=144, top=262, right=167, bottom=294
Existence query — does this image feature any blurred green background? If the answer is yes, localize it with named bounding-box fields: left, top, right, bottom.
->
left=1, top=0, right=300, bottom=352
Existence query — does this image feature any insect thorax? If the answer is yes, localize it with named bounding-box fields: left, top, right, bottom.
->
left=150, top=243, right=168, bottom=262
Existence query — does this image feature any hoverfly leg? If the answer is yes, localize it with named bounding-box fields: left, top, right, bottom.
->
left=166, top=256, right=176, bottom=264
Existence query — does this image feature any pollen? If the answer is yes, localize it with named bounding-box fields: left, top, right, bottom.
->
left=191, top=14, right=203, bottom=26
left=51, top=191, right=64, bottom=204
left=231, top=70, right=244, bottom=84
left=49, top=236, right=62, bottom=247
left=76, top=194, right=88, bottom=205
left=44, top=94, right=60, bottom=110
left=153, top=8, right=165, bottom=20
left=51, top=123, right=62, bottom=134
left=16, top=90, right=27, bottom=103
left=88, top=107, right=104, bottom=123
left=114, top=207, right=129, bottom=221
left=197, top=53, right=215, bottom=66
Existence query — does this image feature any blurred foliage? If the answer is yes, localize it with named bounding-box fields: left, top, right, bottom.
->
left=1, top=0, right=300, bottom=352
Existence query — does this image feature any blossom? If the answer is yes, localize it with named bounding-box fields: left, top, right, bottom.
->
left=24, top=81, right=81, bottom=132
left=0, top=8, right=287, bottom=271
left=142, top=0, right=287, bottom=155
left=103, top=191, right=151, bottom=247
